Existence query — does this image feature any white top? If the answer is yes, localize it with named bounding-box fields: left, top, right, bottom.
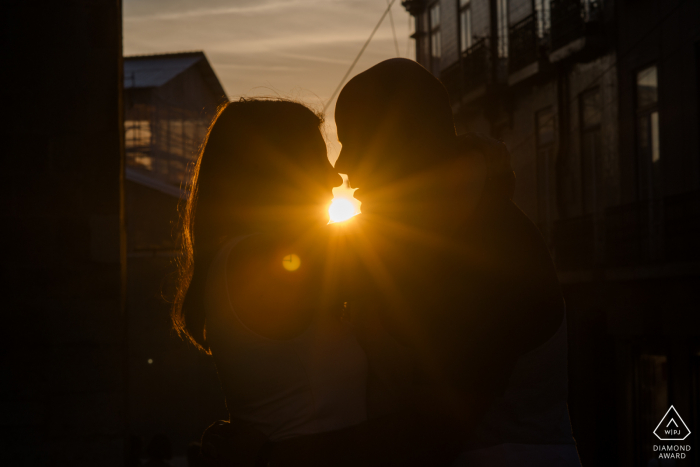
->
left=204, top=236, right=368, bottom=441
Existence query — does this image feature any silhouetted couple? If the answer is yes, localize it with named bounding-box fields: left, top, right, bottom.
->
left=171, top=58, right=581, bottom=466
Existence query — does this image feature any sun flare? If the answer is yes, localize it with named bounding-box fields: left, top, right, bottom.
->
left=282, top=254, right=301, bottom=272
left=329, top=197, right=356, bottom=223
left=328, top=174, right=361, bottom=224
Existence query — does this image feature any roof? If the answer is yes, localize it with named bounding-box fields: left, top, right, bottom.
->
left=124, top=51, right=226, bottom=98
left=126, top=167, right=188, bottom=199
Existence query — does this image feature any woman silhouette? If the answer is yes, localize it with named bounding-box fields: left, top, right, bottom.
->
left=172, top=99, right=369, bottom=445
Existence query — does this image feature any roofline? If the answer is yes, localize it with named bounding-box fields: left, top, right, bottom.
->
left=124, top=50, right=227, bottom=100
left=126, top=167, right=189, bottom=199
left=194, top=56, right=227, bottom=103
left=124, top=51, right=206, bottom=60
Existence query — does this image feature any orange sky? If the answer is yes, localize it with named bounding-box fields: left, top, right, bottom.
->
left=123, top=0, right=415, bottom=165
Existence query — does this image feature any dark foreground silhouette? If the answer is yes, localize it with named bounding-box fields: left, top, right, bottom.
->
left=332, top=58, right=579, bottom=465
left=181, top=60, right=580, bottom=466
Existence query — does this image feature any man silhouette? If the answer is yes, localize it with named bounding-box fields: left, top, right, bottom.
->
left=333, top=58, right=581, bottom=466
left=201, top=59, right=581, bottom=467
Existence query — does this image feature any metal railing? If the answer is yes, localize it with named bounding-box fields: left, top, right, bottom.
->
left=550, top=0, right=602, bottom=51
left=461, top=37, right=489, bottom=92
left=509, top=13, right=539, bottom=73
left=440, top=61, right=462, bottom=104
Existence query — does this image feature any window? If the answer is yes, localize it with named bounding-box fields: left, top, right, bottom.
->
left=459, top=0, right=472, bottom=52
left=429, top=2, right=441, bottom=74
left=636, top=354, right=669, bottom=465
left=534, top=0, right=551, bottom=38
left=536, top=107, right=555, bottom=232
left=497, top=0, right=509, bottom=58
left=125, top=119, right=153, bottom=171
left=636, top=65, right=660, bottom=199
left=580, top=88, right=602, bottom=215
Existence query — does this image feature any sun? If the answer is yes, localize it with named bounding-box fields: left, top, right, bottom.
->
left=328, top=174, right=361, bottom=223
left=329, top=197, right=356, bottom=223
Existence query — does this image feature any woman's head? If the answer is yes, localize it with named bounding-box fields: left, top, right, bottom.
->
left=173, top=98, right=340, bottom=351
left=193, top=98, right=339, bottom=240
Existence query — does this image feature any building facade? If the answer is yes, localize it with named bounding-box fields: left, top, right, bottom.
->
left=124, top=52, right=227, bottom=187
left=403, top=0, right=700, bottom=464
left=123, top=52, right=230, bottom=458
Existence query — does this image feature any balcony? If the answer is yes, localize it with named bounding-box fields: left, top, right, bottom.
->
left=509, top=13, right=539, bottom=74
left=440, top=61, right=461, bottom=104
left=549, top=0, right=604, bottom=62
left=439, top=38, right=490, bottom=106
left=461, top=38, right=489, bottom=93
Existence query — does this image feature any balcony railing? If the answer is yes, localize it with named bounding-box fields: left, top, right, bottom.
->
left=550, top=0, right=602, bottom=52
left=440, top=61, right=461, bottom=104
left=461, top=38, right=489, bottom=92
left=509, top=13, right=539, bottom=73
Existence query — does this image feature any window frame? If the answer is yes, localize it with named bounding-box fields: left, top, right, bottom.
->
left=428, top=2, right=441, bottom=74
left=459, top=0, right=473, bottom=53
left=535, top=106, right=555, bottom=234
left=579, top=86, right=602, bottom=215
left=496, top=0, right=509, bottom=58
left=634, top=63, right=661, bottom=200
left=534, top=0, right=551, bottom=39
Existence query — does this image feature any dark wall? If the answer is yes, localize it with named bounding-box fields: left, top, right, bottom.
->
left=564, top=275, right=700, bottom=467
left=616, top=0, right=700, bottom=203
left=125, top=181, right=227, bottom=455
left=1, top=2, right=126, bottom=465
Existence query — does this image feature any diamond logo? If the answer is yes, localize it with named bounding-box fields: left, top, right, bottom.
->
left=654, top=405, right=691, bottom=441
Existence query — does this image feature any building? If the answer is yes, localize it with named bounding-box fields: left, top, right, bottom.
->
left=124, top=52, right=227, bottom=187
left=403, top=0, right=700, bottom=464
left=123, top=52, right=229, bottom=458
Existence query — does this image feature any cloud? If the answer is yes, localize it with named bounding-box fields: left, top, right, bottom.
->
left=123, top=0, right=415, bottom=162
left=124, top=0, right=338, bottom=22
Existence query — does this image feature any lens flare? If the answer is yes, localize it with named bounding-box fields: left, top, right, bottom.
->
left=328, top=174, right=361, bottom=223
left=282, top=254, right=301, bottom=271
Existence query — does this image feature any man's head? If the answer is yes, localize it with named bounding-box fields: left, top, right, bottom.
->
left=334, top=59, right=457, bottom=205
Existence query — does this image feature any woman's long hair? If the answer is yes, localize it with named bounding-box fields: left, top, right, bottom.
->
left=172, top=98, right=326, bottom=352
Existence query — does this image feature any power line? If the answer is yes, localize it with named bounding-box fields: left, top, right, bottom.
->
left=387, top=0, right=400, bottom=57
left=323, top=0, right=398, bottom=113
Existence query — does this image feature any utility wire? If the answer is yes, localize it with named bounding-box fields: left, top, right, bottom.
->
left=387, top=0, right=400, bottom=57
left=323, top=0, right=398, bottom=113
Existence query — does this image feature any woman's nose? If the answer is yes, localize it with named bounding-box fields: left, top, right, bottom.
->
left=328, top=171, right=343, bottom=188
